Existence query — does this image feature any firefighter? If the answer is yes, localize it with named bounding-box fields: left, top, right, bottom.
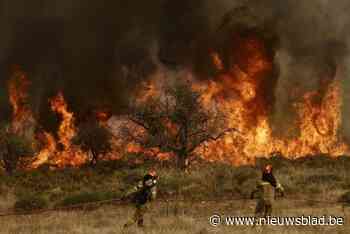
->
left=250, top=164, right=284, bottom=218
left=123, top=168, right=158, bottom=228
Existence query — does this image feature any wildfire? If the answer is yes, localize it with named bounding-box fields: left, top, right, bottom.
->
left=211, top=52, right=224, bottom=71
left=6, top=31, right=350, bottom=169
left=132, top=31, right=348, bottom=166
left=6, top=67, right=87, bottom=168
left=50, top=92, right=76, bottom=149
left=32, top=132, right=56, bottom=168
left=196, top=34, right=348, bottom=165
left=32, top=93, right=88, bottom=168
left=136, top=80, right=161, bottom=104
left=7, top=65, right=35, bottom=136
left=290, top=79, right=347, bottom=156
left=95, top=109, right=112, bottom=123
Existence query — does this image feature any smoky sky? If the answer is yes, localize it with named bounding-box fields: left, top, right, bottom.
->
left=0, top=0, right=350, bottom=137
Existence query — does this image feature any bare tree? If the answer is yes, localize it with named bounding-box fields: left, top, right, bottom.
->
left=123, top=80, right=237, bottom=170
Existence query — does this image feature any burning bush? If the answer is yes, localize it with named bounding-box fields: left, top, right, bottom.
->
left=72, top=120, right=113, bottom=165
left=124, top=80, right=235, bottom=170
left=0, top=124, right=34, bottom=175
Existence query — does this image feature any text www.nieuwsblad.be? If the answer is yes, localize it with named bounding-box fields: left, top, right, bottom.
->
left=209, top=214, right=344, bottom=226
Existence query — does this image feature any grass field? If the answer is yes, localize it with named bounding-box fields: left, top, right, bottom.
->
left=0, top=199, right=349, bottom=234
left=1, top=155, right=350, bottom=233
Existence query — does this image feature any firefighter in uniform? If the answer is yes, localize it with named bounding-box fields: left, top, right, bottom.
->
left=123, top=169, right=158, bottom=228
left=251, top=164, right=284, bottom=217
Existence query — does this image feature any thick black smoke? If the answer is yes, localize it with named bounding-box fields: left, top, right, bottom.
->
left=0, top=0, right=349, bottom=138
left=0, top=0, right=163, bottom=129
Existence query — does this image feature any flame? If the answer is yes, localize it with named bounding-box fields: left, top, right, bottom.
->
left=95, top=109, right=111, bottom=123
left=6, top=69, right=86, bottom=168
left=196, top=34, right=348, bottom=165
left=211, top=52, right=224, bottom=71
left=7, top=31, right=350, bottom=169
left=32, top=132, right=56, bottom=168
left=7, top=65, right=35, bottom=135
left=136, top=80, right=160, bottom=104
left=135, top=33, right=348, bottom=165
left=49, top=92, right=76, bottom=149
left=32, top=92, right=88, bottom=168
left=126, top=143, right=172, bottom=161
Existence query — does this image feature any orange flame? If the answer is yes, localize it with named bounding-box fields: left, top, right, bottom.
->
left=7, top=65, right=35, bottom=135
left=33, top=92, right=88, bottom=168
left=134, top=33, right=348, bottom=165
left=95, top=109, right=111, bottom=123
left=211, top=52, right=224, bottom=71
left=8, top=31, right=350, bottom=169
left=196, top=35, right=348, bottom=165
left=136, top=80, right=160, bottom=104
left=32, top=132, right=56, bottom=168
left=49, top=92, right=76, bottom=149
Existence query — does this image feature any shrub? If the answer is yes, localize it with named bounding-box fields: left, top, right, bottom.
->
left=297, top=155, right=337, bottom=169
left=14, top=195, right=48, bottom=211
left=72, top=120, right=112, bottom=165
left=57, top=191, right=120, bottom=207
left=306, top=174, right=341, bottom=185
left=339, top=191, right=350, bottom=204
left=296, top=174, right=341, bottom=188
left=0, top=128, right=34, bottom=175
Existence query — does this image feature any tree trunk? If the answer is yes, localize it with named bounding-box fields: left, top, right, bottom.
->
left=177, top=151, right=189, bottom=172
left=4, top=159, right=14, bottom=175
left=90, top=150, right=98, bottom=166
left=4, top=145, right=15, bottom=175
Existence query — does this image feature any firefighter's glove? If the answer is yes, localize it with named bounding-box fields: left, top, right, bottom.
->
left=276, top=183, right=284, bottom=198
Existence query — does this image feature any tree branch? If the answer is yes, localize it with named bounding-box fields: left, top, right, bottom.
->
left=128, top=116, right=150, bottom=131
left=188, top=128, right=240, bottom=153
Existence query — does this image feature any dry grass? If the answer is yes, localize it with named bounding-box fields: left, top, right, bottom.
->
left=0, top=199, right=349, bottom=234
left=1, top=156, right=350, bottom=233
left=0, top=186, right=16, bottom=211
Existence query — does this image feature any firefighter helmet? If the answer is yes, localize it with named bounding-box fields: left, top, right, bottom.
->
left=263, top=164, right=273, bottom=174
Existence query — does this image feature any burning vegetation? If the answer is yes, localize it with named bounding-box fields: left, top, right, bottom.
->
left=193, top=33, right=348, bottom=165
left=33, top=92, right=88, bottom=168
left=7, top=65, right=35, bottom=137
left=131, top=31, right=348, bottom=166
left=2, top=23, right=349, bottom=170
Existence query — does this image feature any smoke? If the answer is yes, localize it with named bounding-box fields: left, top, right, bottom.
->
left=0, top=0, right=350, bottom=138
left=0, top=0, right=163, bottom=128
left=197, top=0, right=350, bottom=138
left=260, top=0, right=350, bottom=138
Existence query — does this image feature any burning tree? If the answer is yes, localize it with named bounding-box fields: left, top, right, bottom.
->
left=73, top=120, right=112, bottom=165
left=0, top=124, right=34, bottom=174
left=123, top=80, right=235, bottom=169
left=7, top=65, right=35, bottom=139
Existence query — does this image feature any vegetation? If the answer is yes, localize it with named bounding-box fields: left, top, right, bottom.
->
left=124, top=80, right=233, bottom=170
left=0, top=125, right=34, bottom=175
left=2, top=200, right=350, bottom=234
left=14, top=194, right=48, bottom=211
left=0, top=155, right=348, bottom=232
left=73, top=120, right=113, bottom=165
left=0, top=155, right=348, bottom=208
left=57, top=191, right=120, bottom=207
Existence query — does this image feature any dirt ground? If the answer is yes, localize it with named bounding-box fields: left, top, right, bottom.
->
left=0, top=199, right=349, bottom=234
